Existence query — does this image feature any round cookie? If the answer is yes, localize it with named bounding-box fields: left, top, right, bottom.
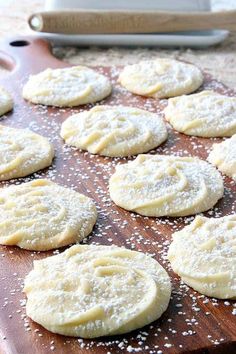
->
left=208, top=135, right=236, bottom=180
left=0, top=179, right=97, bottom=251
left=164, top=90, right=236, bottom=137
left=0, top=125, right=54, bottom=181
left=24, top=244, right=171, bottom=338
left=168, top=214, right=236, bottom=299
left=118, top=58, right=203, bottom=99
left=0, top=86, right=13, bottom=116
left=22, top=66, right=112, bottom=107
left=109, top=154, right=224, bottom=217
left=60, top=105, right=168, bottom=157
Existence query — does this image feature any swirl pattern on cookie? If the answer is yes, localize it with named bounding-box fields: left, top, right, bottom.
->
left=60, top=105, right=168, bottom=157
left=109, top=154, right=224, bottom=217
left=0, top=179, right=97, bottom=250
left=118, top=58, right=203, bottom=99
left=165, top=91, right=236, bottom=137
left=0, top=125, right=54, bottom=180
left=168, top=215, right=236, bottom=299
left=208, top=134, right=236, bottom=180
left=22, top=66, right=112, bottom=107
left=0, top=86, right=13, bottom=116
left=24, top=244, right=171, bottom=338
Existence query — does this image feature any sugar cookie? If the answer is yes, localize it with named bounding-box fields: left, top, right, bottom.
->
left=208, top=135, right=236, bottom=180
left=24, top=244, right=171, bottom=338
left=165, top=91, right=236, bottom=137
left=0, top=86, right=13, bottom=116
left=109, top=154, right=224, bottom=217
left=60, top=105, right=168, bottom=157
left=0, top=125, right=54, bottom=180
left=118, top=58, right=203, bottom=99
left=168, top=215, right=236, bottom=299
left=0, top=179, right=97, bottom=251
left=22, top=66, right=112, bottom=107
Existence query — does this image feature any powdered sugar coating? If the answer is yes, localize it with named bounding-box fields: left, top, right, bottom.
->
left=109, top=154, right=224, bottom=217
left=168, top=214, right=236, bottom=299
left=0, top=125, right=54, bottom=180
left=60, top=105, right=168, bottom=157
left=208, top=134, right=236, bottom=180
left=0, top=179, right=97, bottom=251
left=118, top=58, right=203, bottom=99
left=24, top=244, right=171, bottom=338
left=165, top=90, right=236, bottom=137
left=0, top=86, right=13, bottom=116
left=22, top=66, right=112, bottom=107
left=0, top=64, right=235, bottom=352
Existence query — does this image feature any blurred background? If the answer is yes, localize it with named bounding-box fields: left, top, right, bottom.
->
left=0, top=0, right=236, bottom=88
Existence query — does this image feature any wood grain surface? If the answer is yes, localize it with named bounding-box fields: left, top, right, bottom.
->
left=0, top=37, right=235, bottom=354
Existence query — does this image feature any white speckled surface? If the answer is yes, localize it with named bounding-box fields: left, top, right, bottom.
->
left=1, top=0, right=236, bottom=89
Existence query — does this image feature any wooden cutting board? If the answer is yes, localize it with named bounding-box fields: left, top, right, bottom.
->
left=0, top=37, right=235, bottom=354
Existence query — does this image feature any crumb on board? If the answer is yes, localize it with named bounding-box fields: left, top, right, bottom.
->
left=0, top=67, right=235, bottom=353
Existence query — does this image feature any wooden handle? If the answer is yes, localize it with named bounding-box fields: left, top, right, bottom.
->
left=0, top=37, right=68, bottom=77
left=29, top=9, right=236, bottom=34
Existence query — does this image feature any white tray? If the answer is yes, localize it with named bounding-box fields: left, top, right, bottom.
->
left=38, top=30, right=228, bottom=48
left=45, top=0, right=211, bottom=12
